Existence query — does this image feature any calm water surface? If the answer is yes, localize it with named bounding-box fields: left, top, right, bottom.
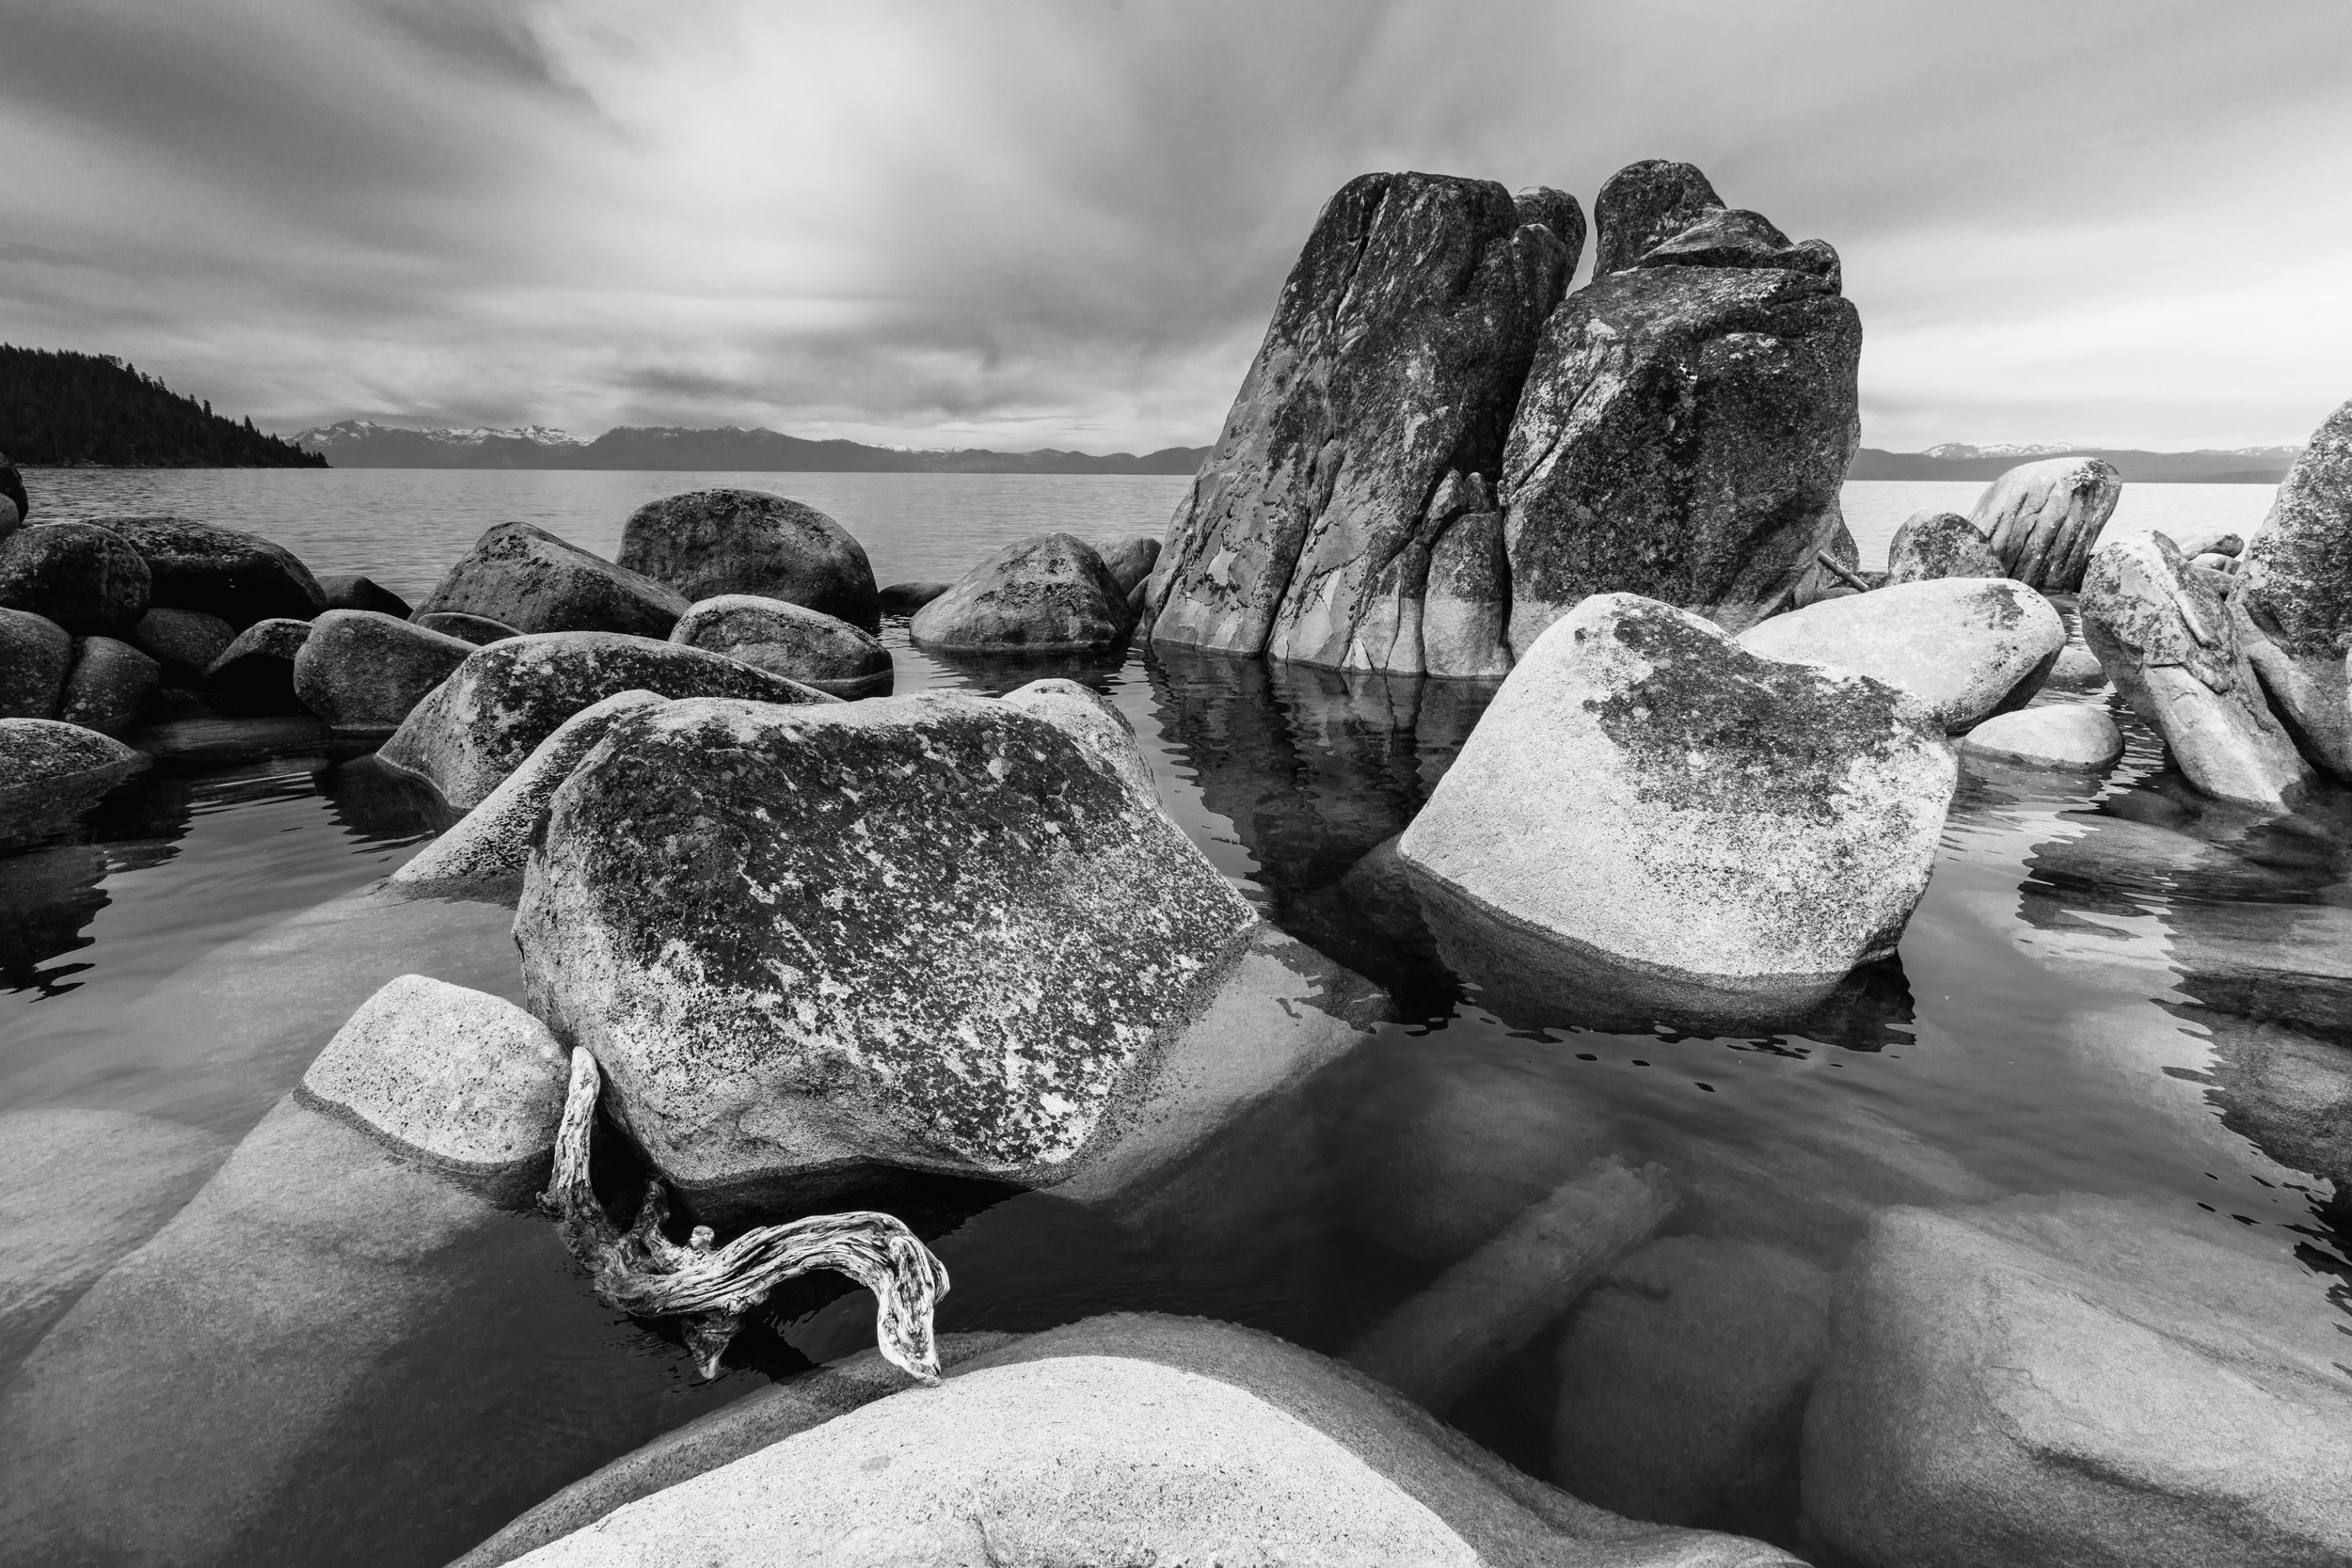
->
left=4, top=468, right=2344, bottom=1562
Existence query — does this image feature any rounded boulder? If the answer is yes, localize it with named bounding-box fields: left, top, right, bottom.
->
left=317, top=572, right=412, bottom=619
left=420, top=521, right=688, bottom=639
left=131, top=607, right=236, bottom=682
left=292, top=610, right=477, bottom=738
left=56, top=636, right=161, bottom=736
left=1884, top=511, right=2002, bottom=584
left=202, top=617, right=313, bottom=714
left=617, top=489, right=879, bottom=632
left=1960, top=705, right=2124, bottom=773
left=669, top=594, right=892, bottom=699
left=911, top=532, right=1133, bottom=653
left=0, top=717, right=149, bottom=850
left=0, top=523, right=151, bottom=634
left=0, top=608, right=72, bottom=719
left=102, top=515, right=326, bottom=627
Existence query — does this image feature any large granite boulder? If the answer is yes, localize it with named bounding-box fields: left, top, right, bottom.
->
left=376, top=631, right=834, bottom=809
left=0, top=521, right=151, bottom=634
left=1802, top=1194, right=2352, bottom=1568
left=1972, top=455, right=2122, bottom=592
left=1735, top=578, right=2064, bottom=733
left=670, top=594, right=891, bottom=697
left=0, top=718, right=148, bottom=851
left=617, top=489, right=879, bottom=631
left=1147, top=171, right=1573, bottom=670
left=201, top=615, right=312, bottom=714
left=0, top=607, right=71, bottom=718
left=2235, top=399, right=2352, bottom=777
left=290, top=609, right=475, bottom=738
left=101, top=515, right=326, bottom=627
left=1884, top=510, right=2001, bottom=583
left=131, top=606, right=235, bottom=681
left=912, top=531, right=1135, bottom=653
left=2079, top=532, right=2311, bottom=806
left=1397, top=594, right=1955, bottom=991
left=1590, top=158, right=1724, bottom=275
left=420, top=521, right=690, bottom=638
left=56, top=635, right=161, bottom=735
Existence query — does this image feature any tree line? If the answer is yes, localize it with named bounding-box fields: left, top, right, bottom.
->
left=0, top=345, right=326, bottom=467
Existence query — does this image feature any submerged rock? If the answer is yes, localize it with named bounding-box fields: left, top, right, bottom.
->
left=670, top=594, right=891, bottom=697
left=131, top=606, right=235, bottom=681
left=55, top=635, right=160, bottom=735
left=2235, top=400, right=2352, bottom=777
left=1959, top=704, right=2124, bottom=772
left=1736, top=578, right=2063, bottom=733
left=912, top=532, right=1135, bottom=653
left=618, top=490, right=878, bottom=632
left=291, top=609, right=475, bottom=738
left=0, top=522, right=151, bottom=634
left=421, top=521, right=689, bottom=639
left=317, top=572, right=411, bottom=618
left=415, top=610, right=520, bottom=645
left=1973, top=456, right=2122, bottom=592
left=103, top=515, right=326, bottom=626
left=201, top=615, right=313, bottom=714
left=0, top=718, right=148, bottom=850
left=1590, top=158, right=1724, bottom=275
left=1884, top=510, right=2001, bottom=583
left=0, top=607, right=71, bottom=718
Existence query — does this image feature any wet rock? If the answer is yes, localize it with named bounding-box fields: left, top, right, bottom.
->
left=56, top=635, right=160, bottom=735
left=2079, top=532, right=2310, bottom=806
left=1884, top=509, right=2001, bottom=583
left=617, top=488, right=878, bottom=630
left=415, top=610, right=519, bottom=645
left=670, top=594, right=892, bottom=698
left=1148, top=172, right=1571, bottom=669
left=377, top=631, right=834, bottom=810
left=0, top=1108, right=228, bottom=1370
left=201, top=615, right=313, bottom=714
left=0, top=521, right=151, bottom=634
left=0, top=718, right=148, bottom=850
left=2235, top=403, right=2352, bottom=778
left=1802, top=1193, right=2352, bottom=1568
left=912, top=531, right=1135, bottom=653
left=876, top=580, right=948, bottom=615
left=1591, top=158, right=1724, bottom=275
left=290, top=609, right=474, bottom=739
left=1400, top=594, right=1956, bottom=990
left=1513, top=184, right=1586, bottom=253
left=131, top=606, right=235, bottom=681
left=317, top=572, right=411, bottom=618
left=998, top=676, right=1155, bottom=801
left=1972, top=456, right=2122, bottom=592
left=1959, top=704, right=2123, bottom=772
left=1089, top=532, right=1162, bottom=597
left=1737, top=577, right=2064, bottom=733
left=0, top=607, right=71, bottom=718
left=420, top=521, right=689, bottom=639
left=102, top=515, right=326, bottom=626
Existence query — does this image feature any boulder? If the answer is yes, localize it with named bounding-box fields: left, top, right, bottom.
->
left=1089, top=532, right=1163, bottom=597
left=515, top=691, right=1263, bottom=1206
left=0, top=521, right=151, bottom=634
left=55, top=635, right=161, bottom=735
left=1513, top=184, right=1587, bottom=254
left=201, top=615, right=313, bottom=714
left=290, top=609, right=475, bottom=738
left=2043, top=641, right=2107, bottom=689
left=1147, top=172, right=1572, bottom=670
left=1802, top=1194, right=2352, bottom=1568
left=1972, top=456, right=2122, bottom=592
left=616, top=489, right=879, bottom=631
left=376, top=631, right=834, bottom=810
left=0, top=718, right=148, bottom=851
left=670, top=594, right=892, bottom=698
left=101, top=515, right=326, bottom=626
left=415, top=610, right=520, bottom=645
left=2235, top=400, right=2352, bottom=777
left=1735, top=577, right=2064, bottom=733
left=876, top=580, right=948, bottom=615
left=0, top=454, right=24, bottom=530
left=912, top=532, right=1135, bottom=653
left=2079, top=532, right=2310, bottom=807
left=1637, top=208, right=1840, bottom=282
left=1591, top=158, right=1724, bottom=275
left=1884, top=510, right=2002, bottom=583
left=1397, top=594, right=1955, bottom=990
left=317, top=571, right=411, bottom=618
left=0, top=607, right=71, bottom=718
left=420, top=521, right=689, bottom=638
left=131, top=605, right=235, bottom=680
left=998, top=676, right=1156, bottom=801
left=1959, top=704, right=2124, bottom=772
left=0, top=1108, right=229, bottom=1370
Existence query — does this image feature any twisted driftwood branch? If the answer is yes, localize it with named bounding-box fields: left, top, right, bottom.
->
left=543, top=1047, right=950, bottom=1382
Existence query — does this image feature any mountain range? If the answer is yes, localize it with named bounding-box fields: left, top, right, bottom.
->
left=291, top=420, right=1209, bottom=475
left=1848, top=444, right=2301, bottom=483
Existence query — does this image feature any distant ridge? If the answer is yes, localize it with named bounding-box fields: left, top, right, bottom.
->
left=1, top=346, right=326, bottom=467
left=294, top=420, right=1209, bottom=475
left=1850, top=444, right=2300, bottom=483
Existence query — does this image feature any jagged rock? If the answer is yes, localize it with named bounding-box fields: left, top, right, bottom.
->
left=131, top=606, right=235, bottom=680
left=0, top=718, right=148, bottom=850
left=877, top=580, right=948, bottom=615
left=2235, top=401, right=2352, bottom=777
left=1147, top=172, right=1572, bottom=669
left=56, top=635, right=160, bottom=735
left=376, top=631, right=834, bottom=809
left=1884, top=510, right=2002, bottom=583
left=912, top=532, right=1134, bottom=653
left=421, top=521, right=689, bottom=639
left=1638, top=208, right=1839, bottom=282
left=201, top=616, right=313, bottom=714
left=998, top=677, right=1156, bottom=801
left=101, top=515, right=326, bottom=626
left=0, top=608, right=71, bottom=718
left=617, top=489, right=878, bottom=631
left=1736, top=578, right=2064, bottom=733
left=1972, top=456, right=2122, bottom=592
left=1513, top=184, right=1587, bottom=254
left=1591, top=159, right=1724, bottom=274
left=1089, top=532, right=1162, bottom=598
left=0, top=522, right=151, bottom=634
left=290, top=609, right=475, bottom=738
left=2079, top=532, right=2310, bottom=806
left=317, top=572, right=411, bottom=618
left=670, top=594, right=891, bottom=698
left=1959, top=705, right=2124, bottom=772
left=1398, top=594, right=1955, bottom=990
left=415, top=610, right=519, bottom=645
left=1802, top=1194, right=2352, bottom=1568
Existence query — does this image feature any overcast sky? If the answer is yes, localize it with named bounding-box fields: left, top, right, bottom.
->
left=4, top=0, right=2348, bottom=452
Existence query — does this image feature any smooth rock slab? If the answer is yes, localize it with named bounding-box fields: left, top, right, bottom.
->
left=0, top=717, right=148, bottom=851
left=1959, top=704, right=2123, bottom=772
left=670, top=594, right=891, bottom=697
left=421, top=521, right=689, bottom=638
left=56, top=634, right=161, bottom=734
left=0, top=606, right=71, bottom=717
left=618, top=489, right=879, bottom=631
left=290, top=608, right=475, bottom=736
left=1973, top=456, right=2122, bottom=592
left=102, top=515, right=326, bottom=626
left=913, top=531, right=1133, bottom=653
left=0, top=521, right=151, bottom=634
left=1883, top=509, right=2001, bottom=584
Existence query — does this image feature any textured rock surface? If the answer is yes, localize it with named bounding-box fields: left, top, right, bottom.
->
left=421, top=521, right=689, bottom=638
left=670, top=594, right=891, bottom=697
left=516, top=692, right=1259, bottom=1200
left=1513, top=184, right=1586, bottom=254
left=2080, top=532, right=2310, bottom=806
left=292, top=609, right=475, bottom=736
left=317, top=572, right=411, bottom=618
left=56, top=634, right=161, bottom=735
left=1736, top=578, right=2064, bottom=733
left=0, top=718, right=148, bottom=850
left=102, top=515, right=326, bottom=626
left=1959, top=704, right=2124, bottom=772
left=1884, top=510, right=2002, bottom=584
left=376, top=631, right=833, bottom=809
left=201, top=615, right=313, bottom=713
left=1973, top=456, right=2123, bottom=592
left=1398, top=594, right=1955, bottom=988
left=0, top=522, right=151, bottom=633
left=999, top=676, right=1157, bottom=801
left=0, top=607, right=71, bottom=717
left=1090, top=532, right=1162, bottom=597
left=617, top=488, right=878, bottom=631
left=1147, top=172, right=1572, bottom=670
left=1419, top=474, right=1514, bottom=677
left=1803, top=1194, right=2352, bottom=1568
left=2236, top=400, right=2352, bottom=776
left=1638, top=208, right=1839, bottom=282
left=132, top=606, right=235, bottom=679
left=912, top=531, right=1134, bottom=653
left=1591, top=159, right=1724, bottom=275
left=415, top=610, right=520, bottom=645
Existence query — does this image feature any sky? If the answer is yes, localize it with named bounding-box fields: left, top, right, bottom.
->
left=3, top=0, right=2349, bottom=454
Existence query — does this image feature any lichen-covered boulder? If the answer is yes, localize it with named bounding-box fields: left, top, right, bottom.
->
left=912, top=532, right=1134, bottom=653
left=317, top=572, right=411, bottom=618
left=376, top=631, right=834, bottom=809
left=1089, top=533, right=1162, bottom=598
left=0, top=522, right=151, bottom=634
left=1959, top=705, right=2124, bottom=773
left=999, top=677, right=1156, bottom=801
left=0, top=607, right=71, bottom=718
left=201, top=616, right=312, bottom=714
left=670, top=594, right=891, bottom=698
left=1590, top=158, right=1724, bottom=275
left=617, top=489, right=878, bottom=632
left=56, top=635, right=161, bottom=735
left=420, top=521, right=689, bottom=639
left=2079, top=533, right=2310, bottom=807
left=0, top=718, right=148, bottom=850
left=1146, top=172, right=1572, bottom=670
left=1736, top=578, right=2064, bottom=733
left=1884, top=510, right=2002, bottom=584
left=1397, top=594, right=1956, bottom=990
left=415, top=610, right=519, bottom=646
left=291, top=610, right=475, bottom=737
left=131, top=606, right=235, bottom=681
left=2235, top=400, right=2352, bottom=777
left=101, top=515, right=326, bottom=627
left=1972, top=456, right=2122, bottom=592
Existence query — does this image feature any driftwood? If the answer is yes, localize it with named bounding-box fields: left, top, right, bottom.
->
left=1815, top=550, right=1874, bottom=594
left=543, top=1047, right=950, bottom=1382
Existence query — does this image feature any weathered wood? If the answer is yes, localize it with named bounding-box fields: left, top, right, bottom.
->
left=543, top=1047, right=949, bottom=1381
left=1816, top=550, right=1874, bottom=594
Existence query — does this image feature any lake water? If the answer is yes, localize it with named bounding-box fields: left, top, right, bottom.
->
left=3, top=467, right=2343, bottom=1564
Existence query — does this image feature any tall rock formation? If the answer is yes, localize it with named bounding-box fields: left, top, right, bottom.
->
left=1972, top=456, right=2122, bottom=593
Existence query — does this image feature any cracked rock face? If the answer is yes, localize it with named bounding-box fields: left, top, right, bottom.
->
left=2237, top=399, right=2352, bottom=778
left=515, top=693, right=1258, bottom=1201
left=1972, top=456, right=2122, bottom=593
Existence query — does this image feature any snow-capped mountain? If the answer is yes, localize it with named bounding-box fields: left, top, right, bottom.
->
left=1919, top=442, right=2088, bottom=459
